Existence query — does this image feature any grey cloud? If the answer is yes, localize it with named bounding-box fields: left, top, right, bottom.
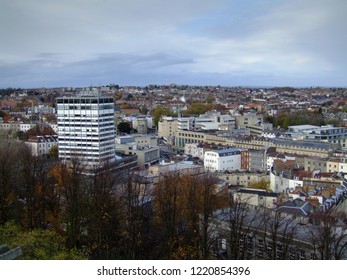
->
left=0, top=52, right=195, bottom=87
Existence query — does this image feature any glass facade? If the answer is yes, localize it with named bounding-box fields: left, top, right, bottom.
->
left=57, top=95, right=116, bottom=166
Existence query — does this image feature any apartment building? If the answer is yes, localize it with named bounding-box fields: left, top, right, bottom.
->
left=304, top=156, right=328, bottom=172
left=327, top=158, right=341, bottom=173
left=57, top=94, right=116, bottom=167
left=25, top=135, right=58, bottom=157
left=0, top=122, right=36, bottom=132
left=249, top=147, right=276, bottom=172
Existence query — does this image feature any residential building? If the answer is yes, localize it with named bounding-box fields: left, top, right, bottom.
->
left=25, top=135, right=58, bottom=157
left=266, top=152, right=296, bottom=171
left=304, top=156, right=328, bottom=172
left=240, top=149, right=250, bottom=170
left=249, top=147, right=276, bottom=172
left=0, top=122, right=36, bottom=133
left=327, top=158, right=341, bottom=173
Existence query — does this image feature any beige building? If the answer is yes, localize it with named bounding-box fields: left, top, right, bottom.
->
left=234, top=188, right=278, bottom=208
left=273, top=139, right=335, bottom=158
left=327, top=158, right=341, bottom=173
left=133, top=134, right=158, bottom=147
left=115, top=135, right=159, bottom=168
left=0, top=122, right=36, bottom=133
left=175, top=130, right=206, bottom=148
left=157, top=116, right=178, bottom=145
left=304, top=157, right=328, bottom=172
left=117, top=144, right=159, bottom=169
left=235, top=111, right=264, bottom=129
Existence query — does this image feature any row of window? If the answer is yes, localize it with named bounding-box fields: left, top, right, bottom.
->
left=57, top=98, right=114, bottom=104
left=178, top=133, right=204, bottom=138
left=58, top=117, right=114, bottom=122
left=59, top=137, right=115, bottom=142
left=57, top=123, right=114, bottom=127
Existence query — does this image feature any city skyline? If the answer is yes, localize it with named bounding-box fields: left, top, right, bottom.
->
left=1, top=0, right=347, bottom=88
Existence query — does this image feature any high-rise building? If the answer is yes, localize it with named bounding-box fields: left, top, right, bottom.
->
left=57, top=94, right=116, bottom=167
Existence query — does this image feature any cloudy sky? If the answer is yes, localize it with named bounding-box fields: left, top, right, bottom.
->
left=0, top=0, right=346, bottom=88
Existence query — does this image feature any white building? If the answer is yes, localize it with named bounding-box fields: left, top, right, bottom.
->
left=57, top=94, right=116, bottom=167
left=204, top=148, right=241, bottom=172
left=25, top=135, right=58, bottom=157
left=184, top=143, right=205, bottom=160
left=269, top=170, right=303, bottom=193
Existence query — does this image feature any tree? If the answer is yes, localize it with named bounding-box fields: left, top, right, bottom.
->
left=0, top=221, right=88, bottom=260
left=0, top=141, right=23, bottom=224
left=86, top=167, right=122, bottom=259
left=223, top=194, right=263, bottom=260
left=184, top=103, right=214, bottom=116
left=306, top=209, right=347, bottom=260
left=18, top=144, right=48, bottom=230
left=117, top=121, right=132, bottom=134
left=153, top=172, right=182, bottom=257
left=118, top=171, right=153, bottom=259
left=261, top=209, right=299, bottom=260
left=197, top=172, right=224, bottom=259
left=153, top=105, right=174, bottom=127
left=249, top=179, right=271, bottom=192
left=48, top=145, right=58, bottom=160
left=54, top=158, right=89, bottom=249
left=152, top=170, right=224, bottom=259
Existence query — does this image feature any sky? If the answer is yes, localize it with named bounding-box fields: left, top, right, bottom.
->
left=0, top=0, right=346, bottom=88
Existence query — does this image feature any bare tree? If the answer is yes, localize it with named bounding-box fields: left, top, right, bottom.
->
left=261, top=209, right=299, bottom=260
left=118, top=170, right=153, bottom=259
left=307, top=209, right=347, bottom=260
left=87, top=165, right=121, bottom=259
left=223, top=194, right=263, bottom=260
left=198, top=172, right=224, bottom=259
left=152, top=171, right=182, bottom=257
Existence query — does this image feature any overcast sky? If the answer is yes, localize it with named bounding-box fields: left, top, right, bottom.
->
left=1, top=0, right=346, bottom=88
